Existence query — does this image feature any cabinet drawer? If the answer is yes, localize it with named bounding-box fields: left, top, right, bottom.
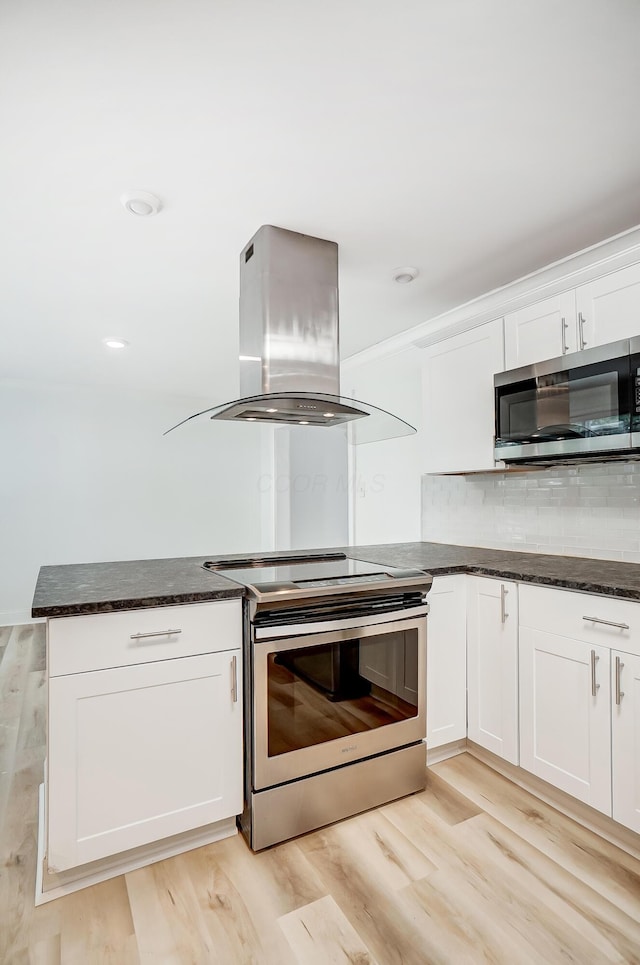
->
left=48, top=599, right=242, bottom=676
left=519, top=584, right=640, bottom=657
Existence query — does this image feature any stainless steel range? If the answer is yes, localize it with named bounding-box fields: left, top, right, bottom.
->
left=204, top=552, right=432, bottom=850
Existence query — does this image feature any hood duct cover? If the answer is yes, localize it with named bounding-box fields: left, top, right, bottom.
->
left=165, top=225, right=416, bottom=444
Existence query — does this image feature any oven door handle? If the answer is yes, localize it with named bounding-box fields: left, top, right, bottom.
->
left=253, top=603, right=429, bottom=640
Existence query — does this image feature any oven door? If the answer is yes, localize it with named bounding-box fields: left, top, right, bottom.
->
left=494, top=340, right=632, bottom=462
left=252, top=612, right=426, bottom=791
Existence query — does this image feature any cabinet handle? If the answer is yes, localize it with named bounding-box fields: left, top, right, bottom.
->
left=578, top=311, right=587, bottom=350
left=590, top=649, right=600, bottom=697
left=561, top=317, right=569, bottom=354
left=615, top=656, right=625, bottom=706
left=129, top=628, right=183, bottom=640
left=231, top=655, right=238, bottom=703
left=582, top=615, right=630, bottom=631
left=500, top=584, right=508, bottom=623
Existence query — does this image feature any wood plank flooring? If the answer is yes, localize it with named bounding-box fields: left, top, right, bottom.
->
left=2, top=623, right=640, bottom=964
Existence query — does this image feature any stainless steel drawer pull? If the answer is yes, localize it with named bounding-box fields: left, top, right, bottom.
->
left=590, top=649, right=600, bottom=697
left=500, top=584, right=509, bottom=623
left=129, top=629, right=183, bottom=640
left=578, top=311, right=587, bottom=350
left=582, top=615, right=630, bottom=631
left=231, top=655, right=238, bottom=703
left=561, top=317, right=569, bottom=354
left=615, top=656, right=625, bottom=706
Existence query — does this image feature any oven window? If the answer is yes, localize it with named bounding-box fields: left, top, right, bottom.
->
left=266, top=629, right=419, bottom=757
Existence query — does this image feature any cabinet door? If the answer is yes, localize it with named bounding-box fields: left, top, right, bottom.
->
left=421, top=318, right=504, bottom=473
left=48, top=650, right=242, bottom=871
left=612, top=650, right=640, bottom=833
left=426, top=575, right=467, bottom=750
left=519, top=628, right=611, bottom=814
left=504, top=292, right=577, bottom=369
left=576, top=262, right=640, bottom=349
left=467, top=577, right=519, bottom=764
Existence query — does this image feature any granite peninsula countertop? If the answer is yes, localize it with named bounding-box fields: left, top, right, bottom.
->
left=31, top=542, right=640, bottom=618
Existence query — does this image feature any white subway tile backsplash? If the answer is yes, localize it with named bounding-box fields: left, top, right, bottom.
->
left=421, top=462, right=640, bottom=562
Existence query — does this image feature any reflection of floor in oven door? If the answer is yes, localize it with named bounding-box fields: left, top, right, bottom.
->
left=267, top=660, right=415, bottom=756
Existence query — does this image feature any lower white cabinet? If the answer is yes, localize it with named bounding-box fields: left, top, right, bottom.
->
left=467, top=577, right=519, bottom=764
left=46, top=599, right=244, bottom=873
left=519, top=627, right=612, bottom=814
left=518, top=583, right=640, bottom=833
left=612, top=650, right=640, bottom=833
left=48, top=649, right=242, bottom=871
left=426, top=575, right=467, bottom=750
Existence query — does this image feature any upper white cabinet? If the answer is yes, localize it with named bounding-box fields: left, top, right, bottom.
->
left=576, top=262, right=640, bottom=349
left=467, top=576, right=519, bottom=764
left=503, top=262, right=640, bottom=372
left=426, top=575, right=467, bottom=750
left=504, top=292, right=577, bottom=369
left=421, top=318, right=504, bottom=473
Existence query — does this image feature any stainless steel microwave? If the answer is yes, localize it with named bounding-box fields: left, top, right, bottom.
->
left=494, top=337, right=640, bottom=464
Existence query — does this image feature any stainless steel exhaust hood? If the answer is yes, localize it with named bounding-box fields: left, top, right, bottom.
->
left=165, top=226, right=416, bottom=444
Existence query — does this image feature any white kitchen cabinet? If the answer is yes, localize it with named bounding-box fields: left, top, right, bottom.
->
left=502, top=262, right=640, bottom=372
left=421, top=318, right=504, bottom=473
left=519, top=626, right=611, bottom=814
left=612, top=650, right=640, bottom=833
left=576, top=261, right=640, bottom=349
left=467, top=576, right=519, bottom=764
left=426, top=575, right=467, bottom=750
left=47, top=600, right=243, bottom=872
left=504, top=291, right=577, bottom=369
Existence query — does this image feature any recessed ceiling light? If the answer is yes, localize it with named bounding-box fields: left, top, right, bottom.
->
left=392, top=266, right=419, bottom=284
left=102, top=337, right=128, bottom=349
left=120, top=191, right=162, bottom=217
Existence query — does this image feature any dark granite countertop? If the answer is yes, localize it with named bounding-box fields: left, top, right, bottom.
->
left=32, top=542, right=640, bottom=618
left=341, top=542, right=640, bottom=601
left=32, top=557, right=244, bottom=618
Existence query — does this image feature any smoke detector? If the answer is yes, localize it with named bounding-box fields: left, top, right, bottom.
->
left=120, top=191, right=162, bottom=217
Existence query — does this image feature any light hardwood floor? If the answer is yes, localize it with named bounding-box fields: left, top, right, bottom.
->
left=2, top=623, right=640, bottom=964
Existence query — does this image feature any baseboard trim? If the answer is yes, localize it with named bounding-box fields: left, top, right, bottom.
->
left=427, top=738, right=467, bottom=765
left=35, top=784, right=238, bottom=905
left=466, top=741, right=640, bottom=862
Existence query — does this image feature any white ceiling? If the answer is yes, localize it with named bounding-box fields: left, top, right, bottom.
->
left=2, top=0, right=640, bottom=403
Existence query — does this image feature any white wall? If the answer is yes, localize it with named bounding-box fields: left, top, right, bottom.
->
left=273, top=426, right=349, bottom=550
left=0, top=380, right=274, bottom=624
left=344, top=348, right=423, bottom=545
left=422, top=463, right=640, bottom=561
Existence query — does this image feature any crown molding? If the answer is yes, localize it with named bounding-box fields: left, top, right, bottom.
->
left=342, top=223, right=640, bottom=370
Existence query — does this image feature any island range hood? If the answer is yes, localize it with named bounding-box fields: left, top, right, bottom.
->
left=165, top=225, right=415, bottom=444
